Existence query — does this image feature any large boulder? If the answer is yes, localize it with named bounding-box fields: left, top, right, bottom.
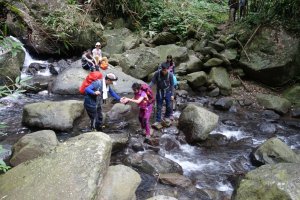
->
left=233, top=163, right=300, bottom=200
left=22, top=100, right=84, bottom=131
left=239, top=27, right=300, bottom=86
left=4, top=0, right=104, bottom=55
left=0, top=37, right=25, bottom=85
left=97, top=165, right=141, bottom=200
left=151, top=32, right=179, bottom=45
left=102, top=28, right=138, bottom=55
left=209, top=67, right=232, bottom=95
left=10, top=130, right=58, bottom=166
left=119, top=45, right=188, bottom=79
left=0, top=132, right=112, bottom=200
left=185, top=54, right=203, bottom=73
left=186, top=71, right=208, bottom=88
left=178, top=104, right=219, bottom=142
left=256, top=93, right=291, bottom=114
left=51, top=59, right=144, bottom=94
left=283, top=85, right=300, bottom=106
left=252, top=137, right=300, bottom=165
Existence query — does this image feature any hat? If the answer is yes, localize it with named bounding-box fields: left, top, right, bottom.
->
left=95, top=42, right=101, bottom=46
left=106, top=73, right=118, bottom=85
left=161, top=63, right=169, bottom=70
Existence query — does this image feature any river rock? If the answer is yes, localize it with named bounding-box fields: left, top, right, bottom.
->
left=0, top=132, right=112, bottom=200
left=203, top=58, right=223, bottom=67
left=261, top=110, right=280, bottom=121
left=178, top=104, right=219, bottom=142
left=291, top=108, right=300, bottom=118
left=207, top=41, right=225, bottom=52
left=209, top=67, right=232, bottom=95
left=10, top=130, right=58, bottom=166
left=233, top=163, right=300, bottom=200
left=239, top=27, right=300, bottom=86
left=221, top=49, right=238, bottom=61
left=185, top=54, right=203, bottom=73
left=213, top=97, right=234, bottom=111
left=225, top=39, right=238, bottom=48
left=125, top=152, right=183, bottom=175
left=22, top=100, right=84, bottom=131
left=160, top=135, right=180, bottom=151
left=283, top=85, right=300, bottom=106
left=186, top=71, right=208, bottom=88
left=109, top=133, right=129, bottom=153
left=256, top=93, right=291, bottom=114
left=97, top=165, right=141, bottom=200
left=251, top=137, right=300, bottom=165
left=151, top=32, right=179, bottom=45
left=159, top=173, right=192, bottom=188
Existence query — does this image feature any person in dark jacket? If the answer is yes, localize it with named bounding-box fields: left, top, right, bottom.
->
left=228, top=0, right=239, bottom=22
left=149, top=65, right=174, bottom=129
left=84, top=73, right=120, bottom=131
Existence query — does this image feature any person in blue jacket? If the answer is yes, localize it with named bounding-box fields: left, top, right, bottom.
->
left=149, top=65, right=174, bottom=129
left=84, top=73, right=120, bottom=131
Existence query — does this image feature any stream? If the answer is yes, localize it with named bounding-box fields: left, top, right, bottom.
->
left=1, top=42, right=300, bottom=199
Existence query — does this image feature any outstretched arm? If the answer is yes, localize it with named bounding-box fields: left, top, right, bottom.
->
left=109, top=88, right=120, bottom=101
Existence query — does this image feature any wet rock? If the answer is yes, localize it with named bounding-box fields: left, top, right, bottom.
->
left=283, top=119, right=300, bottom=129
left=242, top=99, right=253, bottom=106
left=208, top=87, right=220, bottom=97
left=233, top=163, right=300, bottom=200
left=130, top=137, right=144, bottom=152
left=124, top=152, right=183, bottom=175
left=48, top=64, right=59, bottom=75
left=222, top=120, right=238, bottom=127
left=213, top=97, right=234, bottom=111
left=10, top=130, right=58, bottom=166
left=230, top=155, right=252, bottom=174
left=23, top=75, right=56, bottom=93
left=108, top=133, right=129, bottom=153
left=256, top=93, right=291, bottom=114
left=178, top=104, right=219, bottom=142
left=251, top=137, right=300, bottom=165
left=160, top=135, right=180, bottom=151
left=159, top=173, right=192, bottom=188
left=291, top=108, right=300, bottom=118
left=98, top=165, right=141, bottom=200
left=261, top=110, right=280, bottom=121
left=198, top=133, right=228, bottom=147
left=258, top=122, right=276, bottom=135
left=0, top=144, right=12, bottom=162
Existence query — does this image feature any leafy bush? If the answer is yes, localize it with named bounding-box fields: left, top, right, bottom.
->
left=0, top=145, right=11, bottom=173
left=0, top=36, right=23, bottom=57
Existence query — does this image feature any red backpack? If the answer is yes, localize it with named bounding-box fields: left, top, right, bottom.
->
left=79, top=71, right=103, bottom=94
left=137, top=84, right=155, bottom=109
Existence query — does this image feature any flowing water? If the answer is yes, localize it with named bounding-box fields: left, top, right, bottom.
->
left=1, top=43, right=300, bottom=199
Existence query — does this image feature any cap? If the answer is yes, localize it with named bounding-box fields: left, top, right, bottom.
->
left=106, top=73, right=118, bottom=85
left=95, top=42, right=101, bottom=46
left=161, top=63, right=169, bottom=69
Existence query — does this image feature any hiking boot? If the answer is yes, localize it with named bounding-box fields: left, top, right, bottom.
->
left=152, top=122, right=163, bottom=130
left=162, top=118, right=172, bottom=127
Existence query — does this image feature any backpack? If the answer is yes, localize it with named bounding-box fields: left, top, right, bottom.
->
left=137, top=84, right=155, bottom=109
left=79, top=71, right=103, bottom=95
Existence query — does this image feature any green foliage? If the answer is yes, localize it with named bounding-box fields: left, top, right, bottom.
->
left=0, top=36, right=23, bottom=57
left=0, top=76, right=32, bottom=97
left=126, top=0, right=228, bottom=37
left=67, top=0, right=77, bottom=5
left=242, top=0, right=300, bottom=33
left=0, top=145, right=11, bottom=173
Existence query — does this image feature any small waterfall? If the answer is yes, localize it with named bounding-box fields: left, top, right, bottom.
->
left=9, top=36, right=50, bottom=77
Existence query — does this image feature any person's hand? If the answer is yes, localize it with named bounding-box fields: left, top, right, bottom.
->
left=171, top=96, right=174, bottom=101
left=94, top=91, right=101, bottom=96
left=120, top=97, right=129, bottom=104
